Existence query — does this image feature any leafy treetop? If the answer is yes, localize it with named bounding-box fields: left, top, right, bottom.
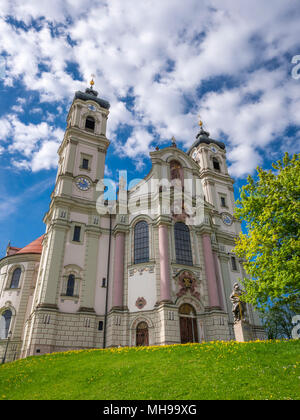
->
left=234, top=153, right=300, bottom=311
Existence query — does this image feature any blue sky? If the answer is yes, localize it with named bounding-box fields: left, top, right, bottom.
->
left=0, top=0, right=300, bottom=256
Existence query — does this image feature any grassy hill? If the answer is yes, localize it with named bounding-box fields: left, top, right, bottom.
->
left=0, top=340, right=299, bottom=400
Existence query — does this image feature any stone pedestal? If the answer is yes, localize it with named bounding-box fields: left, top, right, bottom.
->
left=234, top=320, right=253, bottom=342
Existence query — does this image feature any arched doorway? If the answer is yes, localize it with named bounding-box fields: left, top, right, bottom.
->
left=179, top=304, right=198, bottom=344
left=136, top=321, right=149, bottom=346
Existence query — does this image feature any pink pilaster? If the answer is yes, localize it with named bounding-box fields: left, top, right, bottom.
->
left=158, top=224, right=171, bottom=302
left=113, top=232, right=125, bottom=308
left=202, top=234, right=221, bottom=308
left=213, top=252, right=225, bottom=310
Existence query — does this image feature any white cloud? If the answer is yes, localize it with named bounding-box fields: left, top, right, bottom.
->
left=227, top=144, right=262, bottom=178
left=122, top=128, right=154, bottom=158
left=196, top=66, right=300, bottom=175
left=0, top=114, right=63, bottom=170
left=0, top=0, right=299, bottom=177
left=104, top=165, right=112, bottom=177
left=0, top=118, right=11, bottom=140
left=11, top=105, right=24, bottom=113
left=31, top=140, right=60, bottom=171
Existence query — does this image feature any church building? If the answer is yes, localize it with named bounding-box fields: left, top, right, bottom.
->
left=0, top=85, right=265, bottom=362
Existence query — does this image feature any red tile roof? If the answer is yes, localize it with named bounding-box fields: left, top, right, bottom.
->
left=6, top=246, right=22, bottom=256
left=16, top=235, right=44, bottom=255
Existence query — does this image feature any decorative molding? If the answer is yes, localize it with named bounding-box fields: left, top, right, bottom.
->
left=129, top=265, right=155, bottom=277
left=174, top=270, right=201, bottom=301
left=135, top=297, right=147, bottom=310
left=77, top=307, right=96, bottom=314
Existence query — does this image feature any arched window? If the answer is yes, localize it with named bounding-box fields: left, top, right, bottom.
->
left=134, top=221, right=149, bottom=264
left=170, top=160, right=183, bottom=182
left=212, top=157, right=220, bottom=171
left=85, top=116, right=95, bottom=132
left=174, top=222, right=193, bottom=266
left=66, top=274, right=75, bottom=297
left=10, top=268, right=21, bottom=289
left=0, top=310, right=12, bottom=339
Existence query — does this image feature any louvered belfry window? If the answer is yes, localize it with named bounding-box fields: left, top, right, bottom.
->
left=85, top=116, right=95, bottom=131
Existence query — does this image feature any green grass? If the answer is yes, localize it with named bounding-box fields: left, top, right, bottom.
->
left=0, top=340, right=299, bottom=400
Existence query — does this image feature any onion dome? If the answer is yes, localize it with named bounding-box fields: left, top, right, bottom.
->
left=188, top=125, right=225, bottom=154
left=74, top=77, right=110, bottom=110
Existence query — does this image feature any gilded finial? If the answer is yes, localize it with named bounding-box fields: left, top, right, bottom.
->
left=196, top=114, right=210, bottom=138
left=198, top=114, right=204, bottom=129
left=90, top=73, right=95, bottom=89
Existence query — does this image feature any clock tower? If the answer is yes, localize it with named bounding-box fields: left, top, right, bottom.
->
left=22, top=83, right=112, bottom=356
left=188, top=124, right=259, bottom=337
left=188, top=124, right=237, bottom=231
left=54, top=82, right=110, bottom=202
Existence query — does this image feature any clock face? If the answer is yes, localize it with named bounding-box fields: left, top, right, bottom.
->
left=88, top=104, right=96, bottom=112
left=76, top=177, right=91, bottom=191
left=221, top=212, right=233, bottom=226
left=192, top=151, right=197, bottom=160
left=211, top=146, right=217, bottom=153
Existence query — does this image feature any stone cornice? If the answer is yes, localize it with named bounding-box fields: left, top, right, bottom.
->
left=113, top=224, right=129, bottom=235
left=199, top=169, right=234, bottom=185
left=149, top=146, right=200, bottom=172
left=77, top=307, right=96, bottom=314
left=45, top=194, right=105, bottom=215
left=204, top=307, right=227, bottom=314
left=85, top=225, right=102, bottom=237
left=36, top=303, right=59, bottom=311
left=0, top=253, right=41, bottom=268
left=58, top=126, right=110, bottom=155
left=215, top=230, right=239, bottom=244
left=152, top=215, right=173, bottom=227
left=108, top=306, right=129, bottom=313
left=218, top=253, right=230, bottom=262
left=48, top=219, right=70, bottom=231
left=195, top=225, right=213, bottom=236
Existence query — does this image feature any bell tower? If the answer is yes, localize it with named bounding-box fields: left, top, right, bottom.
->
left=188, top=122, right=238, bottom=235
left=22, top=81, right=112, bottom=357
left=54, top=79, right=110, bottom=202
left=188, top=122, right=244, bottom=338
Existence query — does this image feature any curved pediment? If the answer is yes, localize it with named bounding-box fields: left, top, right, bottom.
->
left=150, top=146, right=199, bottom=172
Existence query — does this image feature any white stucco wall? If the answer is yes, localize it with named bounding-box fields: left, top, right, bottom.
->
left=128, top=270, right=157, bottom=312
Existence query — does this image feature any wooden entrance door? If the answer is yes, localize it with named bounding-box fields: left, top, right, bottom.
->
left=179, top=304, right=198, bottom=344
left=136, top=322, right=149, bottom=346
left=180, top=317, right=198, bottom=343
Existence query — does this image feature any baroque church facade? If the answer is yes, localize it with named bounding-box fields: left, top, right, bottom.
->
left=0, top=86, right=265, bottom=362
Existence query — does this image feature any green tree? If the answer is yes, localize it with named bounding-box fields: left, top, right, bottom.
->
left=234, top=153, right=300, bottom=310
left=260, top=301, right=300, bottom=339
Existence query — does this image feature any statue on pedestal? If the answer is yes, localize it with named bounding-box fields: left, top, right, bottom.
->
left=230, top=283, right=247, bottom=323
